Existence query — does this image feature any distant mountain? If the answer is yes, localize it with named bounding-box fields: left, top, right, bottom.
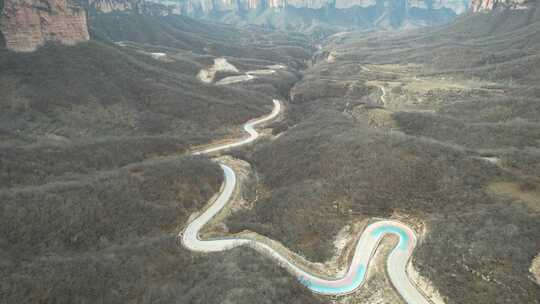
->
left=170, top=0, right=468, bottom=14
left=148, top=0, right=470, bottom=30
left=0, top=0, right=467, bottom=52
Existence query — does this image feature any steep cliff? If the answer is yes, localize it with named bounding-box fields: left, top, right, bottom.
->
left=164, top=0, right=467, bottom=13
left=159, top=0, right=467, bottom=29
left=0, top=0, right=89, bottom=52
left=470, top=0, right=532, bottom=12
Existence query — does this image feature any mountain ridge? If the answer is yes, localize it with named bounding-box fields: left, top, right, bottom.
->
left=150, top=0, right=468, bottom=30
left=4, top=0, right=537, bottom=53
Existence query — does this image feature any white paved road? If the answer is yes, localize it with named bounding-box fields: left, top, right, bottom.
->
left=215, top=67, right=278, bottom=85
left=193, top=99, right=281, bottom=155
left=182, top=99, right=433, bottom=303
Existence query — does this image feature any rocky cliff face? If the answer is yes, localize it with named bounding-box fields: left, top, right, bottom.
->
left=0, top=0, right=89, bottom=52
left=73, top=0, right=472, bottom=28
left=85, top=0, right=184, bottom=15
left=470, top=0, right=532, bottom=12
left=155, top=0, right=468, bottom=28
left=165, top=0, right=469, bottom=14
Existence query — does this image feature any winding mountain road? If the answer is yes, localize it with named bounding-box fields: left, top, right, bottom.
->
left=182, top=99, right=433, bottom=303
left=192, top=99, right=281, bottom=155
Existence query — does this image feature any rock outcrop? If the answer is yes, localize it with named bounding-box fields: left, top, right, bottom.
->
left=0, top=0, right=89, bottom=52
left=86, top=0, right=146, bottom=13
left=470, top=0, right=532, bottom=12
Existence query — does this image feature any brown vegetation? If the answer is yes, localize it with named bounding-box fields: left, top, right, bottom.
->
left=0, top=11, right=320, bottom=303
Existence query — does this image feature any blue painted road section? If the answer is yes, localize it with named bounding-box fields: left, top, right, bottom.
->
left=371, top=225, right=410, bottom=250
